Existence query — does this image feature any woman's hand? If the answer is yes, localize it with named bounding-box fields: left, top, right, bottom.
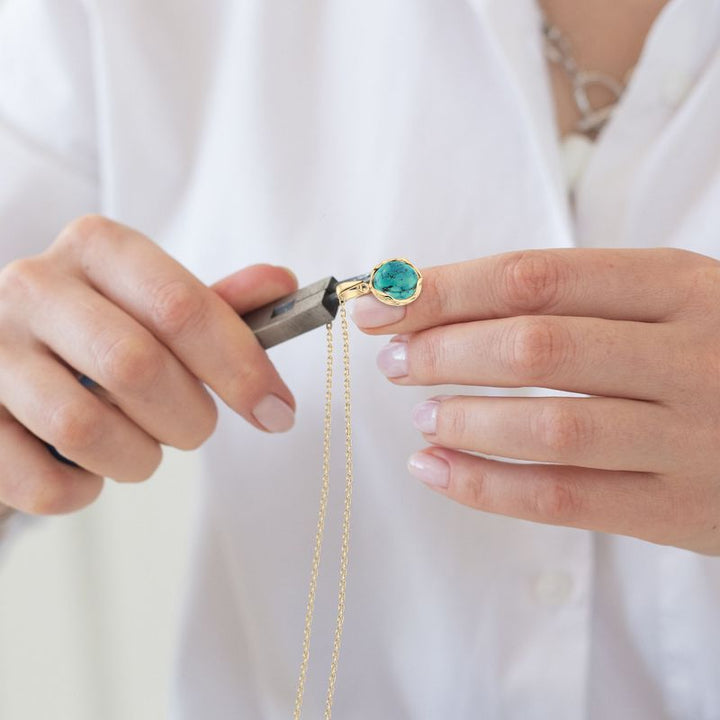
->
left=352, top=248, right=720, bottom=555
left=0, top=215, right=297, bottom=516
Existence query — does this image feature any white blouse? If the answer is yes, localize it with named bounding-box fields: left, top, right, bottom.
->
left=1, top=0, right=720, bottom=718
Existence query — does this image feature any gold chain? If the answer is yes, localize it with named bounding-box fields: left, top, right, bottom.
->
left=293, top=300, right=354, bottom=720
left=292, top=318, right=334, bottom=719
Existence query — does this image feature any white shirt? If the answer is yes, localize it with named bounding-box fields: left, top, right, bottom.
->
left=1, top=0, right=720, bottom=718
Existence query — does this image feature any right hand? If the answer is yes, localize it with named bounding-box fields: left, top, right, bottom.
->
left=0, top=215, right=298, bottom=516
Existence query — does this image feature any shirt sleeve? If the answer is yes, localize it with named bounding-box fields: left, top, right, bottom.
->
left=0, top=0, right=100, bottom=550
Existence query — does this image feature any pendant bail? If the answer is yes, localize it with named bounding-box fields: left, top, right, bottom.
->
left=335, top=275, right=371, bottom=302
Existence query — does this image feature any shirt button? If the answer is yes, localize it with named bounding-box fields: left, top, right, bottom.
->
left=532, top=571, right=574, bottom=606
left=662, top=69, right=694, bottom=107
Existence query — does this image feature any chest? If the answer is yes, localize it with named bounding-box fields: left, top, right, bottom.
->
left=90, top=0, right=720, bottom=282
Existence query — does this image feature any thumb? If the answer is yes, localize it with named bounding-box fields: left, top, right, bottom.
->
left=211, top=264, right=298, bottom=315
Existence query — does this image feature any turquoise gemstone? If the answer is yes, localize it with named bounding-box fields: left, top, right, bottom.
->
left=372, top=260, right=419, bottom=301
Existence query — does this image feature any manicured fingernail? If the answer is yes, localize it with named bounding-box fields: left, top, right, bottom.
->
left=408, top=452, right=450, bottom=489
left=252, top=394, right=295, bottom=433
left=376, top=342, right=408, bottom=378
left=350, top=295, right=407, bottom=328
left=412, top=400, right=439, bottom=434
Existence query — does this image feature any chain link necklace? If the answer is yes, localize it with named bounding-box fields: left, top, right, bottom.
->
left=292, top=300, right=353, bottom=720
left=290, top=259, right=423, bottom=719
left=542, top=16, right=630, bottom=138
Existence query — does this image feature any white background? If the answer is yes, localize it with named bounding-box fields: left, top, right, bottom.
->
left=0, top=448, right=199, bottom=720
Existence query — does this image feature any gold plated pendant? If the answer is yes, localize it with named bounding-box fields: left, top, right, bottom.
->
left=335, top=257, right=423, bottom=306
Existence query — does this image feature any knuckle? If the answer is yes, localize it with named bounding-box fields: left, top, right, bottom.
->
left=504, top=317, right=567, bottom=383
left=96, top=335, right=164, bottom=393
left=46, top=399, right=104, bottom=455
left=24, top=478, right=75, bottom=516
left=533, top=404, right=591, bottom=457
left=412, top=332, right=445, bottom=382
left=178, top=401, right=218, bottom=450
left=529, top=477, right=582, bottom=523
left=197, top=401, right=219, bottom=444
left=464, top=467, right=490, bottom=510
left=56, top=214, right=115, bottom=249
left=121, top=445, right=164, bottom=484
left=223, top=365, right=265, bottom=412
left=0, top=257, right=47, bottom=301
left=149, top=279, right=206, bottom=338
left=140, top=452, right=163, bottom=482
left=438, top=401, right=467, bottom=442
left=423, top=273, right=454, bottom=320
left=24, top=472, right=103, bottom=515
left=500, top=251, right=566, bottom=314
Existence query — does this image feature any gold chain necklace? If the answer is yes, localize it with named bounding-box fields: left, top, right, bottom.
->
left=290, top=259, right=423, bottom=719
left=293, top=301, right=352, bottom=720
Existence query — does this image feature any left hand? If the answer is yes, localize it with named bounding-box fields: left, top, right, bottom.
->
left=352, top=248, right=720, bottom=555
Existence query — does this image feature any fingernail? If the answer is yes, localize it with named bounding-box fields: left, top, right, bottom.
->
left=252, top=394, right=295, bottom=433
left=408, top=452, right=450, bottom=489
left=349, top=295, right=407, bottom=328
left=376, top=342, right=408, bottom=378
left=412, top=400, right=439, bottom=434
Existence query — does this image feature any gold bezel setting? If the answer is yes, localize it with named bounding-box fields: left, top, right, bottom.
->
left=335, top=258, right=423, bottom=306
left=368, top=258, right=423, bottom=306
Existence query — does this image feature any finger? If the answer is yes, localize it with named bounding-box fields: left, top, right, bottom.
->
left=378, top=316, right=687, bottom=402
left=352, top=248, right=710, bottom=333
left=0, top=407, right=103, bottom=515
left=406, top=449, right=691, bottom=547
left=46, top=217, right=296, bottom=430
left=412, top=396, right=679, bottom=473
left=24, top=274, right=217, bottom=450
left=0, top=349, right=162, bottom=483
left=211, top=264, right=298, bottom=314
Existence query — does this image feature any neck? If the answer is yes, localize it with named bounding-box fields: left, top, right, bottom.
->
left=539, top=0, right=669, bottom=137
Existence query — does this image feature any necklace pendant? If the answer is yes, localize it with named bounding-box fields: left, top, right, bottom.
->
left=370, top=258, right=423, bottom=305
left=336, top=258, right=423, bottom=306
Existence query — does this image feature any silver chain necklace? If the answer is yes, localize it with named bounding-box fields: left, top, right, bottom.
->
left=542, top=17, right=629, bottom=137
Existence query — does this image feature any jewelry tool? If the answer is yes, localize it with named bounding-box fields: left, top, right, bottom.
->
left=242, top=258, right=422, bottom=349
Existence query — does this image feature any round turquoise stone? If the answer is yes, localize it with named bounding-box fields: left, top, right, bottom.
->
left=372, top=260, right=419, bottom=301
